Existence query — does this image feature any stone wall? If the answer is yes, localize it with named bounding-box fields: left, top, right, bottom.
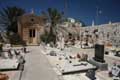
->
left=80, top=22, right=120, bottom=47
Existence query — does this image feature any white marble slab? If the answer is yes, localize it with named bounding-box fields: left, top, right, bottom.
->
left=0, top=59, right=19, bottom=70
left=60, top=61, right=96, bottom=74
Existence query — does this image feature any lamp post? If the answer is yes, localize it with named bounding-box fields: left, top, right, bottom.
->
left=95, top=6, right=102, bottom=25
left=64, top=0, right=68, bottom=17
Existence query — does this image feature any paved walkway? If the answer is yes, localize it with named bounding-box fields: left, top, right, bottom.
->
left=18, top=46, right=119, bottom=80
left=21, top=46, right=61, bottom=80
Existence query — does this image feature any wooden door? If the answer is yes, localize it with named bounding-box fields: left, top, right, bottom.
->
left=29, top=29, right=36, bottom=44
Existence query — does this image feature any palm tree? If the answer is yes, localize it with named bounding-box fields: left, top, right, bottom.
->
left=0, top=6, right=25, bottom=33
left=42, top=8, right=63, bottom=44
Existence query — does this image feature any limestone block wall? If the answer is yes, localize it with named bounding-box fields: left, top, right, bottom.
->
left=80, top=22, right=120, bottom=47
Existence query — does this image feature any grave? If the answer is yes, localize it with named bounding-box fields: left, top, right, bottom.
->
left=60, top=61, right=96, bottom=75
left=89, top=44, right=108, bottom=70
left=0, top=59, right=20, bottom=71
left=3, top=44, right=11, bottom=51
left=109, top=62, right=120, bottom=78
left=115, top=51, right=120, bottom=57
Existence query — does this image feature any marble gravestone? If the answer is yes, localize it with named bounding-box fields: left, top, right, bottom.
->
left=89, top=44, right=108, bottom=70
left=94, top=44, right=105, bottom=63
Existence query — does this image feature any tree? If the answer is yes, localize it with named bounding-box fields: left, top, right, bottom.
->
left=0, top=6, right=25, bottom=33
left=41, top=8, right=63, bottom=44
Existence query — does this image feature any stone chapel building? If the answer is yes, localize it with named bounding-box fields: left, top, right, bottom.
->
left=18, top=12, right=47, bottom=45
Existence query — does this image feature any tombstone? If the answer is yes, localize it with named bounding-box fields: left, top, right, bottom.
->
left=81, top=53, right=88, bottom=61
left=49, top=51, right=57, bottom=56
left=47, top=44, right=50, bottom=47
left=8, top=49, right=13, bottom=59
left=23, top=47, right=28, bottom=53
left=23, top=47, right=26, bottom=53
left=110, top=63, right=120, bottom=77
left=3, top=52, right=9, bottom=59
left=19, top=56, right=25, bottom=64
left=18, top=56, right=25, bottom=70
left=115, top=51, right=120, bottom=57
left=86, top=70, right=96, bottom=80
left=112, top=66, right=120, bottom=77
left=10, top=50, right=15, bottom=56
left=14, top=50, right=20, bottom=56
left=19, top=50, right=25, bottom=57
left=56, top=41, right=60, bottom=49
left=89, top=44, right=108, bottom=70
left=94, top=44, right=105, bottom=62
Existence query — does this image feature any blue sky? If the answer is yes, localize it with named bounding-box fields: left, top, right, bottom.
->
left=0, top=0, right=120, bottom=26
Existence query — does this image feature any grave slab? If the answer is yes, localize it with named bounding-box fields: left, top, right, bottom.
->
left=0, top=59, right=19, bottom=71
left=60, top=61, right=96, bottom=74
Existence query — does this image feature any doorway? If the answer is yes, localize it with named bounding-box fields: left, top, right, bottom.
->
left=29, top=29, right=36, bottom=44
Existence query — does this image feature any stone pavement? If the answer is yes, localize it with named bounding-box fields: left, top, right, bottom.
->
left=17, top=46, right=119, bottom=80
left=20, top=46, right=61, bottom=80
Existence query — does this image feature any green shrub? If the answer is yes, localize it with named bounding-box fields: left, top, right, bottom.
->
left=40, top=30, right=56, bottom=44
left=7, top=32, right=26, bottom=46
